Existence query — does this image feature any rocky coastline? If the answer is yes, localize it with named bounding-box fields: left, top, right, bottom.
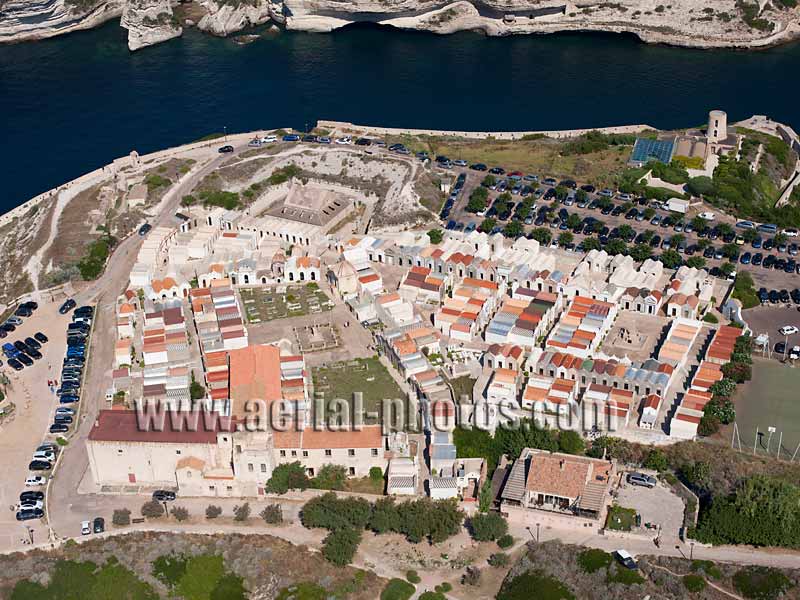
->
left=0, top=0, right=798, bottom=51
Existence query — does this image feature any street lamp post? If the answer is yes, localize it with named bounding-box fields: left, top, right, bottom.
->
left=25, top=525, right=34, bottom=545
left=223, top=126, right=227, bottom=142
left=536, top=523, right=541, bottom=543
left=690, top=542, right=695, bottom=561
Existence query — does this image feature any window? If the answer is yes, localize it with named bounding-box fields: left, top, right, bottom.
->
left=280, top=450, right=286, bottom=457
left=291, top=450, right=297, bottom=457
left=226, top=486, right=233, bottom=492
left=325, top=449, right=332, bottom=456
left=302, top=451, right=308, bottom=457
left=260, top=464, right=267, bottom=473
left=176, top=450, right=181, bottom=455
left=186, top=471, right=192, bottom=478
left=236, top=445, right=242, bottom=453
left=209, top=485, right=215, bottom=491
left=248, top=463, right=254, bottom=472
left=117, top=449, right=123, bottom=454
left=371, top=448, right=378, bottom=457
left=222, top=436, right=228, bottom=442
left=348, top=467, right=356, bottom=476
left=348, top=449, right=355, bottom=457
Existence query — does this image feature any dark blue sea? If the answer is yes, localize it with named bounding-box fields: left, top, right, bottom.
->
left=0, top=20, right=797, bottom=208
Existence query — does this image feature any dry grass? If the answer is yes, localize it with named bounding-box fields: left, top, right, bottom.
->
left=386, top=135, right=632, bottom=189
left=43, top=183, right=103, bottom=272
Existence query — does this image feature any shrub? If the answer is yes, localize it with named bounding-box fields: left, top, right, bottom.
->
left=302, top=492, right=372, bottom=531
left=152, top=554, right=187, bottom=587
left=488, top=552, right=509, bottom=567
left=141, top=500, right=165, bottom=518
left=406, top=570, right=421, bottom=584
left=643, top=448, right=669, bottom=472
left=497, top=570, right=575, bottom=600
left=205, top=505, right=222, bottom=519
left=462, top=566, right=481, bottom=586
left=170, top=506, right=189, bottom=522
left=381, top=578, right=415, bottom=600
left=577, top=548, right=612, bottom=573
left=703, top=312, right=719, bottom=324
left=112, top=508, right=131, bottom=526
left=435, top=582, right=452, bottom=593
left=418, top=593, right=446, bottom=600
left=321, top=527, right=361, bottom=566
left=733, top=566, right=793, bottom=599
left=683, top=574, right=707, bottom=593
left=233, top=502, right=251, bottom=522
left=497, top=534, right=514, bottom=549
left=260, top=504, right=283, bottom=524
left=369, top=466, right=384, bottom=482
left=691, top=560, right=722, bottom=580
left=427, top=229, right=443, bottom=244
left=606, top=566, right=645, bottom=585
left=469, top=512, right=508, bottom=542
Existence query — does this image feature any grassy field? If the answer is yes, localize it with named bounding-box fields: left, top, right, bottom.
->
left=384, top=135, right=633, bottom=188
left=448, top=375, right=476, bottom=404
left=605, top=506, right=637, bottom=532
left=733, top=359, right=800, bottom=459
left=240, top=284, right=333, bottom=323
left=312, top=357, right=406, bottom=426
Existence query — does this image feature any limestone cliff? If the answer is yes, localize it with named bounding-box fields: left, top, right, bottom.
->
left=196, top=0, right=273, bottom=36
left=0, top=0, right=798, bottom=48
left=284, top=0, right=800, bottom=49
left=0, top=0, right=123, bottom=43
left=120, top=0, right=182, bottom=50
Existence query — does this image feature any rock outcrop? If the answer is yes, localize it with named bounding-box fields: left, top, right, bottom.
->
left=120, top=0, right=182, bottom=50
left=0, top=0, right=123, bottom=43
left=196, top=0, right=272, bottom=36
left=0, top=0, right=798, bottom=49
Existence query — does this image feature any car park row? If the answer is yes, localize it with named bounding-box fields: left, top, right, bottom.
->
left=16, top=301, right=94, bottom=522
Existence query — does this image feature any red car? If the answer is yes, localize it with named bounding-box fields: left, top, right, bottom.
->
left=508, top=171, right=524, bottom=178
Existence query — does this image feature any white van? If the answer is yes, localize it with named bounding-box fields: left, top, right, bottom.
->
left=32, top=450, right=55, bottom=462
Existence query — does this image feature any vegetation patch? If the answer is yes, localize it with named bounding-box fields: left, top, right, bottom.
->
left=497, top=570, right=575, bottom=600
left=577, top=549, right=612, bottom=573
left=733, top=566, right=793, bottom=599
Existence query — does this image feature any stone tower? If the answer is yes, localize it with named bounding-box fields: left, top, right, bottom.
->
left=707, top=110, right=728, bottom=143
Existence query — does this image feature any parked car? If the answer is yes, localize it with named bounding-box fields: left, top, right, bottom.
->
left=153, top=490, right=176, bottom=502
left=779, top=326, right=797, bottom=338
left=93, top=517, right=105, bottom=533
left=627, top=472, right=656, bottom=488
left=25, top=475, right=46, bottom=486
left=28, top=460, right=52, bottom=471
left=59, top=299, right=76, bottom=314
left=217, top=145, right=234, bottom=153
left=614, top=550, right=638, bottom=570
left=16, top=508, right=44, bottom=521
left=20, top=491, right=44, bottom=503
left=81, top=521, right=92, bottom=535
left=138, top=223, right=152, bottom=236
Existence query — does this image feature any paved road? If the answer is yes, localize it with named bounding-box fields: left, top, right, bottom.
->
left=35, top=142, right=254, bottom=548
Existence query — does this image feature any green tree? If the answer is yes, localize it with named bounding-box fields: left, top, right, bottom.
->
left=369, top=497, right=401, bottom=534
left=467, top=187, right=489, bottom=213
left=605, top=239, right=628, bottom=256
left=141, top=500, right=165, bottom=519
left=504, top=220, right=524, bottom=239
left=260, top=504, right=283, bottom=524
left=558, top=232, right=574, bottom=247
left=558, top=430, right=585, bottom=455
left=427, top=229, right=443, bottom=245
left=469, top=512, right=508, bottom=542
left=629, top=243, right=652, bottom=262
left=566, top=213, right=583, bottom=229
left=643, top=448, right=668, bottom=472
left=190, top=371, right=206, bottom=401
left=233, top=503, right=251, bottom=522
left=581, top=237, right=602, bottom=251
left=618, top=224, right=635, bottom=240
left=312, top=464, right=347, bottom=490
left=687, top=176, right=715, bottom=197
left=721, top=243, right=739, bottom=259
left=671, top=233, right=687, bottom=248
left=481, top=174, right=496, bottom=188
left=322, top=527, right=362, bottom=566
left=478, top=480, right=493, bottom=513
left=660, top=249, right=683, bottom=268
left=686, top=256, right=706, bottom=269
left=720, top=261, right=736, bottom=277
left=170, top=506, right=189, bottom=522
left=643, top=207, right=656, bottom=219
left=531, top=228, right=552, bottom=245
left=575, top=189, right=587, bottom=203
left=266, top=462, right=310, bottom=494
left=479, top=218, right=496, bottom=233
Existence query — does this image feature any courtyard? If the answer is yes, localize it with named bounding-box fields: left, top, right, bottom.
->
left=311, top=357, right=407, bottom=426
left=239, top=283, right=333, bottom=323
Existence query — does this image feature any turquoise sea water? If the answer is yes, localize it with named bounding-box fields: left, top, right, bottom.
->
left=0, top=20, right=797, bottom=208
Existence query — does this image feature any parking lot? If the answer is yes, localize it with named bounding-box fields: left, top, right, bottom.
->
left=616, top=473, right=686, bottom=538
left=438, top=164, right=800, bottom=291
left=0, top=300, right=76, bottom=546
